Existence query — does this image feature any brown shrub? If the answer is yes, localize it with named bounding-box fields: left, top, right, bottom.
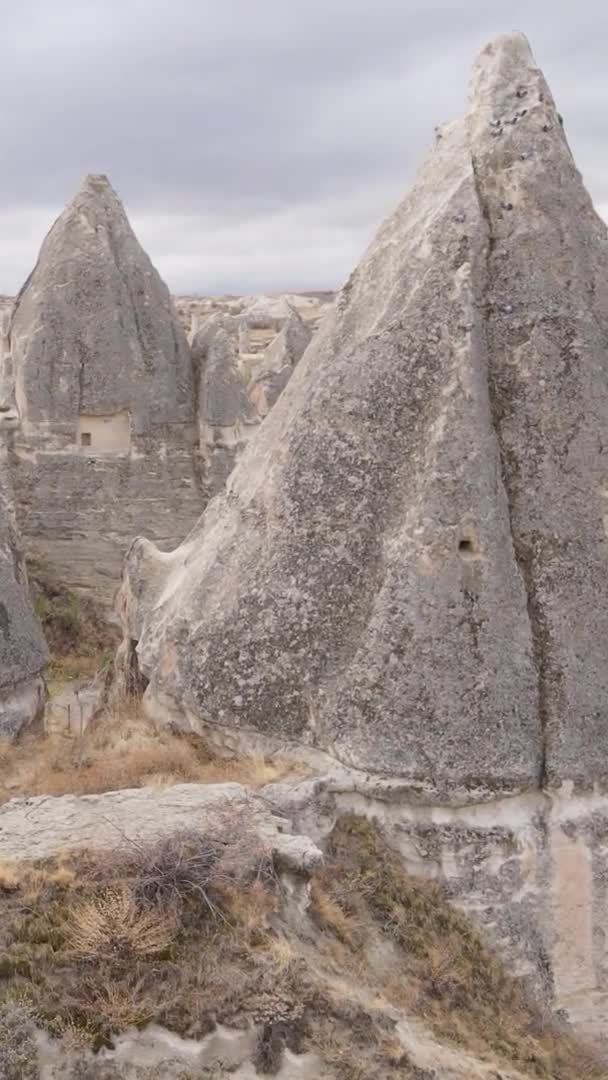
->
left=66, top=884, right=176, bottom=961
left=0, top=706, right=296, bottom=806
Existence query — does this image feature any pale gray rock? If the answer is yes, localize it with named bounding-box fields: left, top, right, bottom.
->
left=238, top=296, right=297, bottom=354
left=248, top=310, right=312, bottom=417
left=0, top=408, right=47, bottom=738
left=119, top=35, right=608, bottom=801
left=4, top=175, right=203, bottom=611
left=0, top=782, right=323, bottom=873
left=192, top=316, right=260, bottom=495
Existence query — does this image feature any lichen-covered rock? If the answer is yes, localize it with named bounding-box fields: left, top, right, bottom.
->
left=248, top=310, right=312, bottom=417
left=0, top=408, right=47, bottom=738
left=120, top=36, right=608, bottom=802
left=4, top=175, right=203, bottom=611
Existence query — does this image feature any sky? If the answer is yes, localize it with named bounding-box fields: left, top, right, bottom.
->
left=1, top=0, right=607, bottom=295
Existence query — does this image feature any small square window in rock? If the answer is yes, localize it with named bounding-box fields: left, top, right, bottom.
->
left=81, top=432, right=92, bottom=447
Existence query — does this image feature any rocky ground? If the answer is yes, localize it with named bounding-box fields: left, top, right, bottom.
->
left=1, top=740, right=604, bottom=1079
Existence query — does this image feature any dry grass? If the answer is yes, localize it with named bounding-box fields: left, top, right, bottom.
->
left=0, top=704, right=298, bottom=806
left=0, top=826, right=290, bottom=1053
left=27, top=557, right=117, bottom=671
left=0, top=816, right=604, bottom=1079
left=67, top=885, right=176, bottom=961
left=313, top=816, right=607, bottom=1080
left=0, top=863, right=20, bottom=893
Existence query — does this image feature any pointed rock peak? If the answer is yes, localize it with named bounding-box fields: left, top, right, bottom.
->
left=119, top=34, right=608, bottom=800
left=68, top=173, right=128, bottom=223
left=474, top=31, right=534, bottom=77
left=469, top=32, right=552, bottom=119
left=81, top=172, right=114, bottom=194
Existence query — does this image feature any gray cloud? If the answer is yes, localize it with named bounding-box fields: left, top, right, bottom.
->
left=1, top=0, right=607, bottom=292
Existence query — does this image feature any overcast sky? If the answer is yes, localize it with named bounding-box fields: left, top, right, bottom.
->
left=1, top=1, right=606, bottom=295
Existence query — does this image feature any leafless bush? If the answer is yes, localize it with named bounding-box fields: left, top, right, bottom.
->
left=119, top=813, right=277, bottom=919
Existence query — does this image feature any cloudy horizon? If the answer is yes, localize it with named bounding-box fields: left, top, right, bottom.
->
left=2, top=1, right=607, bottom=296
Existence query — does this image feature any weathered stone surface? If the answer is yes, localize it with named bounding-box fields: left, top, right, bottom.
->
left=248, top=310, right=312, bottom=417
left=0, top=407, right=47, bottom=738
left=192, top=317, right=260, bottom=495
left=261, top=774, right=608, bottom=1039
left=120, top=33, right=608, bottom=798
left=0, top=782, right=322, bottom=873
left=175, top=291, right=333, bottom=342
left=238, top=296, right=300, bottom=356
left=3, top=175, right=203, bottom=611
left=115, top=37, right=608, bottom=1032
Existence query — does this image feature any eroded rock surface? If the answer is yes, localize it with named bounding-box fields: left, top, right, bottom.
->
left=248, top=309, right=312, bottom=417
left=3, top=175, right=203, bottom=612
left=121, top=34, right=603, bottom=792
left=0, top=406, right=47, bottom=738
left=0, top=781, right=322, bottom=872
left=192, top=318, right=260, bottom=495
left=118, top=34, right=608, bottom=1034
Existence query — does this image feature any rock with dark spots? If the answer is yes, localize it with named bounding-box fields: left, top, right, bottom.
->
left=119, top=34, right=608, bottom=799
left=4, top=175, right=203, bottom=610
left=0, top=409, right=47, bottom=738
left=249, top=310, right=312, bottom=417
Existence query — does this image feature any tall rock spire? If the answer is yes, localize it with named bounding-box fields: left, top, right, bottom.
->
left=5, top=174, right=203, bottom=609
left=10, top=173, right=193, bottom=431
left=115, top=34, right=608, bottom=1033
left=120, top=34, right=608, bottom=795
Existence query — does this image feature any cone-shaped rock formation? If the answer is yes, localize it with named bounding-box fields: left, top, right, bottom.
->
left=118, top=34, right=608, bottom=1031
left=4, top=175, right=203, bottom=609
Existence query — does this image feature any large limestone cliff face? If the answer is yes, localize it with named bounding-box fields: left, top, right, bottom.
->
left=0, top=406, right=47, bottom=738
left=3, top=175, right=203, bottom=611
left=118, top=35, right=608, bottom=1034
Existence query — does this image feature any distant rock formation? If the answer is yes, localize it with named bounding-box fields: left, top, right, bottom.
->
left=118, top=35, right=608, bottom=1032
left=3, top=175, right=203, bottom=611
left=175, top=291, right=332, bottom=343
left=248, top=309, right=312, bottom=417
left=0, top=405, right=47, bottom=738
left=192, top=317, right=260, bottom=495
left=239, top=296, right=304, bottom=356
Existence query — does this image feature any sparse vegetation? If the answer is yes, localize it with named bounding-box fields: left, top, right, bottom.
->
left=310, top=817, right=606, bottom=1080
left=27, top=556, right=118, bottom=682
left=0, top=705, right=296, bottom=805
left=0, top=1002, right=39, bottom=1079
left=0, top=816, right=604, bottom=1079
